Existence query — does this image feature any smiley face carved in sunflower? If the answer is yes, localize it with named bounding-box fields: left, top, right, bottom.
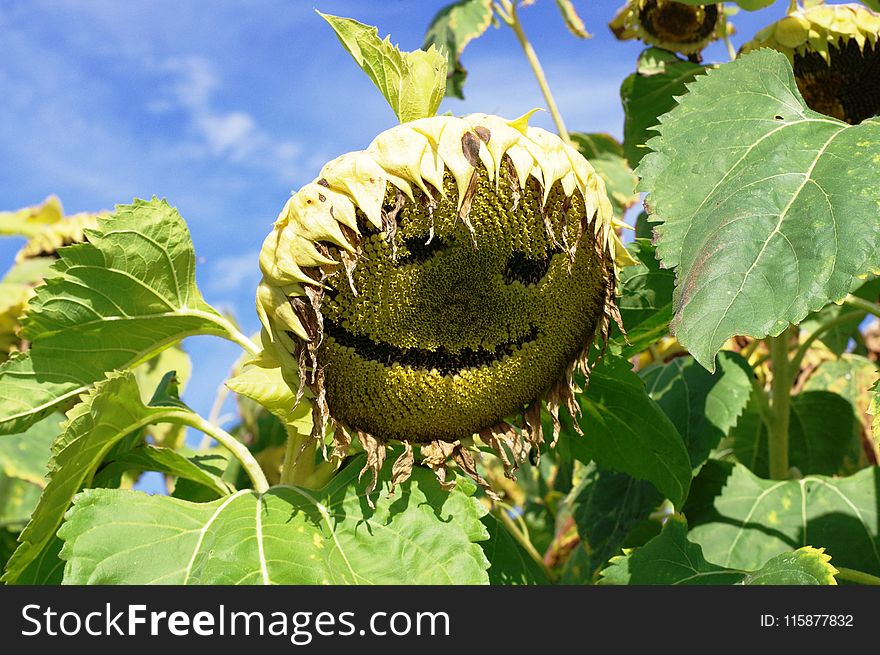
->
left=256, top=113, right=626, bottom=494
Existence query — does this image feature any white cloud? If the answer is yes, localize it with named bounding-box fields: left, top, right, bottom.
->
left=205, top=248, right=262, bottom=293
left=157, top=56, right=303, bottom=177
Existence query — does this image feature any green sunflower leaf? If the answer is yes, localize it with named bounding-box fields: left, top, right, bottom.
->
left=567, top=464, right=663, bottom=576
left=320, top=12, right=447, bottom=123
left=2, top=370, right=203, bottom=584
left=685, top=461, right=880, bottom=575
left=599, top=516, right=837, bottom=585
left=58, top=459, right=489, bottom=584
left=423, top=0, right=494, bottom=99
left=641, top=351, right=754, bottom=470
left=0, top=198, right=241, bottom=435
left=565, top=356, right=692, bottom=509
left=609, top=239, right=676, bottom=357
left=639, top=49, right=880, bottom=371
left=621, top=48, right=706, bottom=168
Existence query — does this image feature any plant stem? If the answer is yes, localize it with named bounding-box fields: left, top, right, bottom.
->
left=842, top=294, right=880, bottom=319
left=788, top=0, right=799, bottom=14
left=495, top=506, right=554, bottom=581
left=836, top=567, right=880, bottom=585
left=497, top=0, right=571, bottom=144
left=767, top=328, right=794, bottom=480
left=171, top=411, right=269, bottom=493
left=214, top=314, right=261, bottom=356
left=790, top=310, right=864, bottom=374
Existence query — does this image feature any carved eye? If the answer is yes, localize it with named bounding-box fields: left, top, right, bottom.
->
left=503, top=250, right=556, bottom=285
left=396, top=235, right=449, bottom=265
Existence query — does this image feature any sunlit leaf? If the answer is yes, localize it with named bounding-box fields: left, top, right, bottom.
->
left=0, top=198, right=237, bottom=434
left=553, top=0, right=590, bottom=38
left=639, top=50, right=880, bottom=370
left=59, top=459, right=489, bottom=584
left=321, top=12, right=447, bottom=122
left=2, top=370, right=203, bottom=584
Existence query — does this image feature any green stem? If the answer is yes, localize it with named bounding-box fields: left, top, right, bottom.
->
left=214, top=314, right=261, bottom=356
left=836, top=567, right=880, bottom=585
left=495, top=506, right=554, bottom=581
left=790, top=311, right=863, bottom=374
left=497, top=0, right=571, bottom=144
left=767, top=328, right=794, bottom=480
left=170, top=411, right=269, bottom=493
left=788, top=0, right=799, bottom=14
left=842, top=294, right=880, bottom=319
left=279, top=425, right=316, bottom=487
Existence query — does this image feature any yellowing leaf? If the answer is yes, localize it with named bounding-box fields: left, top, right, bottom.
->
left=319, top=12, right=447, bottom=123
left=0, top=196, right=63, bottom=239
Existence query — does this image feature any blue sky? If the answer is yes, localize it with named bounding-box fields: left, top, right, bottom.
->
left=0, top=1, right=784, bottom=455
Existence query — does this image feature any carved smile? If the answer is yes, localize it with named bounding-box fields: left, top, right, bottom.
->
left=325, top=319, right=540, bottom=375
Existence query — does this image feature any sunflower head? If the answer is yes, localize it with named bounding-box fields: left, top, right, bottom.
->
left=609, top=0, right=727, bottom=55
left=742, top=3, right=880, bottom=124
left=256, top=112, right=626, bottom=494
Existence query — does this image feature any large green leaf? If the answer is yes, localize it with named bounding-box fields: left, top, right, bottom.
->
left=570, top=133, right=638, bottom=220
left=620, top=48, right=705, bottom=168
left=567, top=464, right=663, bottom=576
left=599, top=517, right=837, bottom=585
left=609, top=239, right=675, bottom=357
left=686, top=461, right=880, bottom=575
left=728, top=390, right=860, bottom=477
left=58, top=459, right=489, bottom=584
left=639, top=49, right=880, bottom=370
left=2, top=370, right=206, bottom=584
left=480, top=513, right=549, bottom=585
left=561, top=357, right=691, bottom=508
left=321, top=12, right=447, bottom=123
left=422, top=0, right=494, bottom=99
left=0, top=198, right=239, bottom=435
left=641, top=352, right=754, bottom=469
